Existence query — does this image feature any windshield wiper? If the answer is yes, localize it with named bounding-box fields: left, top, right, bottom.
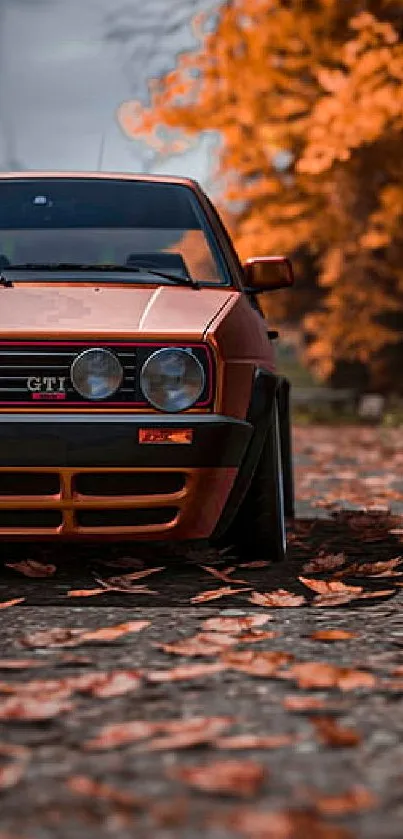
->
left=0, top=273, right=13, bottom=288
left=8, top=263, right=200, bottom=289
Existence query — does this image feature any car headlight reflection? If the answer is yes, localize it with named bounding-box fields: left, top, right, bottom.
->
left=140, top=348, right=205, bottom=412
left=71, top=348, right=123, bottom=400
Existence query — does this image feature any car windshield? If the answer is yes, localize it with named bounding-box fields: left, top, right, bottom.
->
left=0, top=178, right=230, bottom=285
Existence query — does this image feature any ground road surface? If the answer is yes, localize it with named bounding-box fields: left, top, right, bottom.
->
left=0, top=425, right=402, bottom=839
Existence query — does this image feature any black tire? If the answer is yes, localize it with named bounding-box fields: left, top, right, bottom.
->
left=222, top=404, right=287, bottom=562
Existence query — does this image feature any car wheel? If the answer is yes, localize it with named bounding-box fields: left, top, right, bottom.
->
left=223, top=404, right=287, bottom=562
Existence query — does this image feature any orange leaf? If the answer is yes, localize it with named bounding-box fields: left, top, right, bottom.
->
left=215, top=733, right=299, bottom=749
left=221, top=649, right=293, bottom=677
left=170, top=759, right=265, bottom=796
left=5, top=560, right=56, bottom=578
left=0, top=696, right=72, bottom=721
left=201, top=615, right=271, bottom=633
left=249, top=589, right=306, bottom=608
left=191, top=587, right=251, bottom=603
left=311, top=717, right=362, bottom=748
left=313, top=785, right=378, bottom=815
left=146, top=662, right=227, bottom=683
left=200, top=565, right=248, bottom=584
left=0, top=599, right=25, bottom=610
left=156, top=632, right=237, bottom=657
left=309, top=630, right=358, bottom=641
left=299, top=577, right=362, bottom=595
left=142, top=717, right=233, bottom=752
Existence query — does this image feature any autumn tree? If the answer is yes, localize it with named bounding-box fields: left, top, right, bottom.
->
left=119, top=0, right=403, bottom=391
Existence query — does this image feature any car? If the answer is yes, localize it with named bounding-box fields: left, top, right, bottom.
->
left=0, top=171, right=294, bottom=561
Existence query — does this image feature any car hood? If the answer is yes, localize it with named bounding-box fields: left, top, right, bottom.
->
left=0, top=284, right=238, bottom=339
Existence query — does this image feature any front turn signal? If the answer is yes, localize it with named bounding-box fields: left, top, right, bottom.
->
left=139, top=428, right=193, bottom=444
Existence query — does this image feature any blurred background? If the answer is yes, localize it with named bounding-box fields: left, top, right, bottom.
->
left=1, top=0, right=402, bottom=424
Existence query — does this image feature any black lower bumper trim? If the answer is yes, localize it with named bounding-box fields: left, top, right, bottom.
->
left=0, top=413, right=252, bottom=469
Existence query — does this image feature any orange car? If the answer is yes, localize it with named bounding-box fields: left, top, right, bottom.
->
left=0, top=172, right=294, bottom=560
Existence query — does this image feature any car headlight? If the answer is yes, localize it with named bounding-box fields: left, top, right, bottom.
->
left=140, top=348, right=205, bottom=412
left=71, top=348, right=123, bottom=400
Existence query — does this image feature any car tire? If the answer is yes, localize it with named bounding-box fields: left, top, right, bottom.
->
left=223, top=404, right=287, bottom=562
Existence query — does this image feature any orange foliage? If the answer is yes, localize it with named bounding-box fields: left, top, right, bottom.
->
left=119, top=1, right=403, bottom=386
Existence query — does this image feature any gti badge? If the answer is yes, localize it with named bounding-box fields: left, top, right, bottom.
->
left=27, top=376, right=67, bottom=400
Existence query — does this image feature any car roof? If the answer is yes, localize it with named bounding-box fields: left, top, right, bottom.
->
left=0, top=170, right=201, bottom=191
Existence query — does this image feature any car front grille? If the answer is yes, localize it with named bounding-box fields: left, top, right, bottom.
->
left=0, top=341, right=213, bottom=408
left=0, top=341, right=137, bottom=406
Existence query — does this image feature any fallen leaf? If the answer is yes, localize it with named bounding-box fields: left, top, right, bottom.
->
left=221, top=650, right=294, bottom=677
left=146, top=662, right=227, bottom=683
left=156, top=632, right=237, bottom=657
left=67, top=588, right=105, bottom=598
left=285, top=662, right=375, bottom=691
left=95, top=566, right=165, bottom=592
left=170, top=759, right=265, bottom=796
left=20, top=621, right=150, bottom=649
left=20, top=628, right=83, bottom=649
left=5, top=560, right=56, bottom=578
left=0, top=695, right=72, bottom=720
left=70, top=670, right=142, bottom=698
left=201, top=615, right=271, bottom=633
left=249, top=590, right=306, bottom=608
left=84, top=720, right=159, bottom=751
left=299, top=578, right=362, bottom=596
left=0, top=599, right=25, bottom=610
left=200, top=565, right=248, bottom=584
left=312, top=593, right=359, bottom=607
left=67, top=775, right=144, bottom=809
left=334, top=558, right=402, bottom=578
left=336, top=669, right=377, bottom=691
left=78, top=621, right=150, bottom=643
left=191, top=587, right=251, bottom=603
left=312, top=785, right=378, bottom=815
left=311, top=717, right=361, bottom=748
left=309, top=630, right=357, bottom=641
left=237, top=630, right=278, bottom=644
left=302, top=553, right=346, bottom=574
left=355, top=589, right=396, bottom=600
left=215, top=733, right=299, bottom=749
left=144, top=716, right=233, bottom=751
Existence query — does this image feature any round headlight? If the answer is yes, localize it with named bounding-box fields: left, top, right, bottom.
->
left=140, top=348, right=205, bottom=412
left=71, top=348, right=123, bottom=401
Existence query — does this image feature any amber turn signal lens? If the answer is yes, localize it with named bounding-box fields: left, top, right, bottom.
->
left=139, top=428, right=193, bottom=444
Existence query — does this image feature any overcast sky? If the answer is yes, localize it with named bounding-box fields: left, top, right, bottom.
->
left=0, top=0, right=216, bottom=182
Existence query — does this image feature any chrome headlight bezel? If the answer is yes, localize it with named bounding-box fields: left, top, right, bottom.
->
left=140, top=347, right=206, bottom=412
left=70, top=347, right=123, bottom=401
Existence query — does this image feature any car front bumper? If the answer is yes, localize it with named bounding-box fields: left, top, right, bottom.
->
left=0, top=413, right=252, bottom=539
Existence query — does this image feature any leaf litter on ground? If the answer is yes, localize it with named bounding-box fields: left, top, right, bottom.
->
left=19, top=620, right=150, bottom=648
left=249, top=590, right=306, bottom=608
left=85, top=715, right=234, bottom=752
left=191, top=586, right=252, bottom=603
left=169, top=759, right=266, bottom=797
left=4, top=560, right=56, bottom=578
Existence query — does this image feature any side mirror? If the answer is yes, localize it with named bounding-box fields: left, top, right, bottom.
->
left=243, top=256, right=294, bottom=293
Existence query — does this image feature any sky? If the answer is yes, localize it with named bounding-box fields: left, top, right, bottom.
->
left=0, top=0, right=216, bottom=183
